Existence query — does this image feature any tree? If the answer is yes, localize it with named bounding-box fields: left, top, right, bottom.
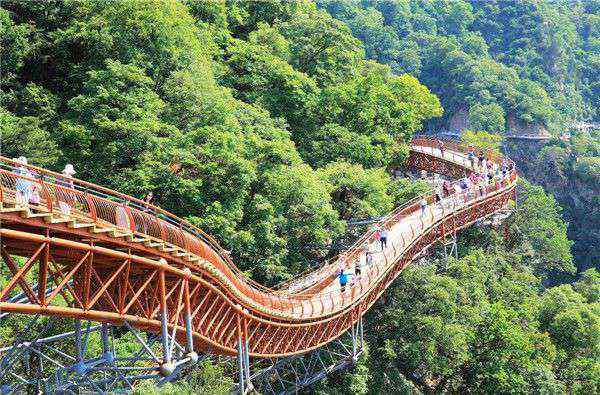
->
left=302, top=124, right=382, bottom=168
left=0, top=7, right=31, bottom=92
left=60, top=59, right=175, bottom=184
left=160, top=65, right=237, bottom=132
left=259, top=163, right=345, bottom=277
left=510, top=182, right=576, bottom=280
left=316, top=65, right=442, bottom=168
left=368, top=249, right=558, bottom=393
left=539, top=285, right=600, bottom=393
left=390, top=177, right=431, bottom=206
left=573, top=269, right=600, bottom=303
left=279, top=6, right=364, bottom=86
left=53, top=0, right=214, bottom=90
left=468, top=102, right=506, bottom=133
left=317, top=161, right=394, bottom=221
left=0, top=108, right=59, bottom=168
left=460, top=130, right=504, bottom=154
left=222, top=37, right=319, bottom=134
left=133, top=359, right=232, bottom=394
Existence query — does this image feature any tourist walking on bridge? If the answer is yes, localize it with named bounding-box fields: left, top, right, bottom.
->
left=379, top=227, right=388, bottom=250
left=143, top=191, right=154, bottom=210
left=477, top=151, right=485, bottom=169
left=14, top=156, right=32, bottom=209
left=356, top=253, right=364, bottom=276
left=438, top=140, right=445, bottom=158
left=442, top=180, right=452, bottom=197
left=57, top=164, right=76, bottom=215
left=420, top=197, right=428, bottom=216
left=338, top=269, right=350, bottom=291
left=372, top=226, right=381, bottom=248
left=29, top=172, right=42, bottom=205
left=338, top=255, right=346, bottom=272
left=467, top=145, right=475, bottom=168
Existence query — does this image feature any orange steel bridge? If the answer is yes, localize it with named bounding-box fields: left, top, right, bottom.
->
left=0, top=137, right=517, bottom=390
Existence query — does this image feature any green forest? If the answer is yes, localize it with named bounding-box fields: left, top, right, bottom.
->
left=0, top=0, right=598, bottom=394
left=321, top=0, right=600, bottom=132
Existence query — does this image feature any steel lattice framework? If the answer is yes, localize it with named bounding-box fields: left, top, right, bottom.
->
left=0, top=137, right=517, bottom=392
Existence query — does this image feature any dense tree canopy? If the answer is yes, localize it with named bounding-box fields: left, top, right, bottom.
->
left=0, top=1, right=596, bottom=394
left=320, top=0, right=600, bottom=133
left=515, top=130, right=600, bottom=273
left=0, top=0, right=442, bottom=285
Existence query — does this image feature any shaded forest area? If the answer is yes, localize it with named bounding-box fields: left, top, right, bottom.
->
left=320, top=0, right=600, bottom=133
left=0, top=1, right=598, bottom=393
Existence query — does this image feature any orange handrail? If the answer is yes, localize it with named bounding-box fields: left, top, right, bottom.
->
left=0, top=137, right=518, bottom=357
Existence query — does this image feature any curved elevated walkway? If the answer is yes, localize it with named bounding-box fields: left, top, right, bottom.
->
left=0, top=137, right=517, bottom=357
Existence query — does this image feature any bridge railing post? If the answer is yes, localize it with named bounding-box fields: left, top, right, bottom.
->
left=39, top=179, right=53, bottom=213
left=123, top=201, right=136, bottom=233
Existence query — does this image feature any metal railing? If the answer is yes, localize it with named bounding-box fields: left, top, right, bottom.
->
left=0, top=137, right=517, bottom=319
left=273, top=136, right=516, bottom=295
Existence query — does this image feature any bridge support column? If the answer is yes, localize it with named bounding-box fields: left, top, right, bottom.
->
left=237, top=337, right=245, bottom=394
left=359, top=313, right=364, bottom=350
left=182, top=269, right=198, bottom=364
left=74, top=319, right=85, bottom=375
left=236, top=308, right=253, bottom=394
left=351, top=318, right=357, bottom=361
left=101, top=322, right=114, bottom=363
left=351, top=311, right=364, bottom=362
left=74, top=319, right=83, bottom=362
left=158, top=268, right=175, bottom=377
left=442, top=233, right=458, bottom=260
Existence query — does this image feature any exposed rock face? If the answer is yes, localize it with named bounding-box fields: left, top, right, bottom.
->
left=435, top=107, right=551, bottom=140
left=505, top=114, right=551, bottom=139
left=448, top=106, right=470, bottom=134
left=504, top=139, right=599, bottom=272
left=503, top=139, right=549, bottom=175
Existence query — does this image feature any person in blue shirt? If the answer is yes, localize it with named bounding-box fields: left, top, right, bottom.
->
left=339, top=269, right=350, bottom=291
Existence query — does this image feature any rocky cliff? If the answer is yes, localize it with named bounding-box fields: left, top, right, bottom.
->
left=504, top=139, right=599, bottom=272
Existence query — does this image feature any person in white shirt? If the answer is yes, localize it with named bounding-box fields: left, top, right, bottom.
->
left=356, top=252, right=366, bottom=275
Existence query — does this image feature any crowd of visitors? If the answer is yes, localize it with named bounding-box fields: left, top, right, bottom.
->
left=337, top=141, right=515, bottom=292
left=11, top=156, right=78, bottom=215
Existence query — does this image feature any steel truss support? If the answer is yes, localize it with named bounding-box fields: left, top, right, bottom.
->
left=0, top=311, right=200, bottom=394
left=248, top=317, right=365, bottom=395
left=235, top=307, right=253, bottom=394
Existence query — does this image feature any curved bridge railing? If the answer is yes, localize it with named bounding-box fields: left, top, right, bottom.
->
left=0, top=137, right=517, bottom=358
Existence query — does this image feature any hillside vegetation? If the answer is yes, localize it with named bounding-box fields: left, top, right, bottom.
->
left=320, top=0, right=600, bottom=134
left=1, top=0, right=441, bottom=284
left=0, top=1, right=598, bottom=394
